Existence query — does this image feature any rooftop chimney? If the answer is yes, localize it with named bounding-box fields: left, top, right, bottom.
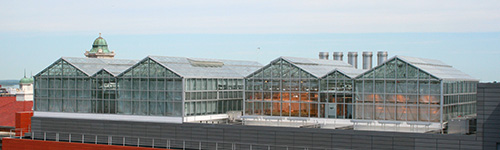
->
left=333, top=52, right=343, bottom=61
left=377, top=51, right=388, bottom=65
left=362, top=51, right=373, bottom=69
left=319, top=52, right=329, bottom=60
left=347, top=52, right=358, bottom=69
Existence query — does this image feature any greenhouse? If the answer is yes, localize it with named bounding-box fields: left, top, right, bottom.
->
left=34, top=56, right=262, bottom=120
left=355, top=56, right=478, bottom=123
left=245, top=55, right=478, bottom=125
left=244, top=57, right=364, bottom=119
left=34, top=54, right=478, bottom=125
left=34, top=57, right=138, bottom=114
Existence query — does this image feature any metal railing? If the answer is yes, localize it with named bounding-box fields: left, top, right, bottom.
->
left=10, top=130, right=340, bottom=150
left=9, top=127, right=31, bottom=138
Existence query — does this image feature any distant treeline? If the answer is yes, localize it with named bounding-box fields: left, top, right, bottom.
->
left=0, top=80, right=20, bottom=86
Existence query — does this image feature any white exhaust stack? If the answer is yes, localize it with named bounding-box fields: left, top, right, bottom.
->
left=347, top=52, right=358, bottom=69
left=333, top=52, right=343, bottom=61
left=362, top=51, right=373, bottom=69
left=377, top=51, right=388, bottom=65
left=319, top=52, right=329, bottom=60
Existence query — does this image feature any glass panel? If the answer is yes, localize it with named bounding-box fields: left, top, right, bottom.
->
left=396, top=105, right=407, bottom=121
left=386, top=60, right=396, bottom=78
left=374, top=65, right=385, bottom=78
left=375, top=105, right=384, bottom=120
left=419, top=106, right=430, bottom=121
left=77, top=100, right=91, bottom=113
left=407, top=65, right=419, bottom=79
left=430, top=81, right=440, bottom=95
left=430, top=107, right=440, bottom=122
left=375, top=81, right=384, bottom=93
left=385, top=105, right=395, bottom=120
left=63, top=99, right=76, bottom=112
left=407, top=106, right=418, bottom=121
left=396, top=60, right=407, bottom=78
left=36, top=99, right=49, bottom=111
left=49, top=99, right=62, bottom=112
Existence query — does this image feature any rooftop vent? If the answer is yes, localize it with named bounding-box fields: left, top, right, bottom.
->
left=377, top=51, right=388, bottom=65
left=188, top=59, right=224, bottom=67
left=333, top=52, right=343, bottom=61
left=319, top=52, right=329, bottom=60
left=347, top=52, right=358, bottom=69
left=362, top=51, right=373, bottom=69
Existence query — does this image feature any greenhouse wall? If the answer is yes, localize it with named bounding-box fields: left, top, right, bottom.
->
left=35, top=58, right=184, bottom=117
left=117, top=59, right=183, bottom=117
left=319, top=71, right=355, bottom=119
left=245, top=59, right=321, bottom=117
left=355, top=58, right=442, bottom=122
left=443, top=81, right=477, bottom=121
left=34, top=60, right=92, bottom=113
left=244, top=57, right=478, bottom=123
left=34, top=57, right=255, bottom=119
left=34, top=55, right=477, bottom=124
left=184, top=78, right=244, bottom=116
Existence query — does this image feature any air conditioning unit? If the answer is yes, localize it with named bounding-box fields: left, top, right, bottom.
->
left=448, top=115, right=477, bottom=134
left=227, top=111, right=242, bottom=122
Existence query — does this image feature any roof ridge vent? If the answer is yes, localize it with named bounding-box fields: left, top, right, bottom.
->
left=188, top=58, right=224, bottom=67
left=410, top=62, right=452, bottom=68
left=293, top=62, right=319, bottom=66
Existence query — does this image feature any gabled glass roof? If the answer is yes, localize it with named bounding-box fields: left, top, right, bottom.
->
left=280, top=56, right=365, bottom=79
left=387, top=56, right=477, bottom=81
left=62, top=57, right=139, bottom=76
left=42, top=55, right=476, bottom=82
left=149, top=56, right=263, bottom=78
left=92, top=69, right=114, bottom=77
left=323, top=68, right=366, bottom=79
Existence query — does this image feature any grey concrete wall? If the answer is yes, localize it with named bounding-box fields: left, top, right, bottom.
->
left=31, top=117, right=481, bottom=150
left=477, top=83, right=500, bottom=150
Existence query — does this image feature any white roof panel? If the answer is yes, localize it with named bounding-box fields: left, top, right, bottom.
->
left=62, top=57, right=139, bottom=76
left=149, top=56, right=263, bottom=78
left=397, top=56, right=478, bottom=81
left=280, top=56, right=365, bottom=78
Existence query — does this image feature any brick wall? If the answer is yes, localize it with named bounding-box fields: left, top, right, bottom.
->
left=2, top=138, right=170, bottom=150
left=15, top=111, right=33, bottom=136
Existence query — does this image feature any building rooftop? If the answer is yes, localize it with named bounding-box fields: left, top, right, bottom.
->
left=148, top=56, right=263, bottom=78
left=191, top=116, right=442, bottom=133
left=278, top=56, right=365, bottom=79
left=62, top=57, right=139, bottom=76
left=42, top=56, right=263, bottom=78
left=396, top=56, right=478, bottom=81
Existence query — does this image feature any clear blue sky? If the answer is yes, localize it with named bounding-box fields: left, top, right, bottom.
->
left=1, top=1, right=499, bottom=81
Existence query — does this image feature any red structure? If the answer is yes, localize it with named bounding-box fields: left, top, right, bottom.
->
left=15, top=111, right=33, bottom=136
left=0, top=96, right=33, bottom=127
left=2, top=138, right=170, bottom=150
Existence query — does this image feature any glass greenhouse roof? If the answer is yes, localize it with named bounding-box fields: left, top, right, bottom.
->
left=392, top=56, right=478, bottom=81
left=149, top=56, right=263, bottom=78
left=281, top=56, right=365, bottom=78
left=62, top=57, right=139, bottom=76
left=49, top=55, right=476, bottom=81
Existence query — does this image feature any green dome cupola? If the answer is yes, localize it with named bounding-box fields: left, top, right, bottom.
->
left=19, top=77, right=33, bottom=84
left=19, top=70, right=33, bottom=84
left=84, top=33, right=116, bottom=59
left=89, top=33, right=111, bottom=53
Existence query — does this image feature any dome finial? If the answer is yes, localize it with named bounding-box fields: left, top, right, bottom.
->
left=99, top=32, right=102, bottom=37
left=24, top=69, right=26, bottom=78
